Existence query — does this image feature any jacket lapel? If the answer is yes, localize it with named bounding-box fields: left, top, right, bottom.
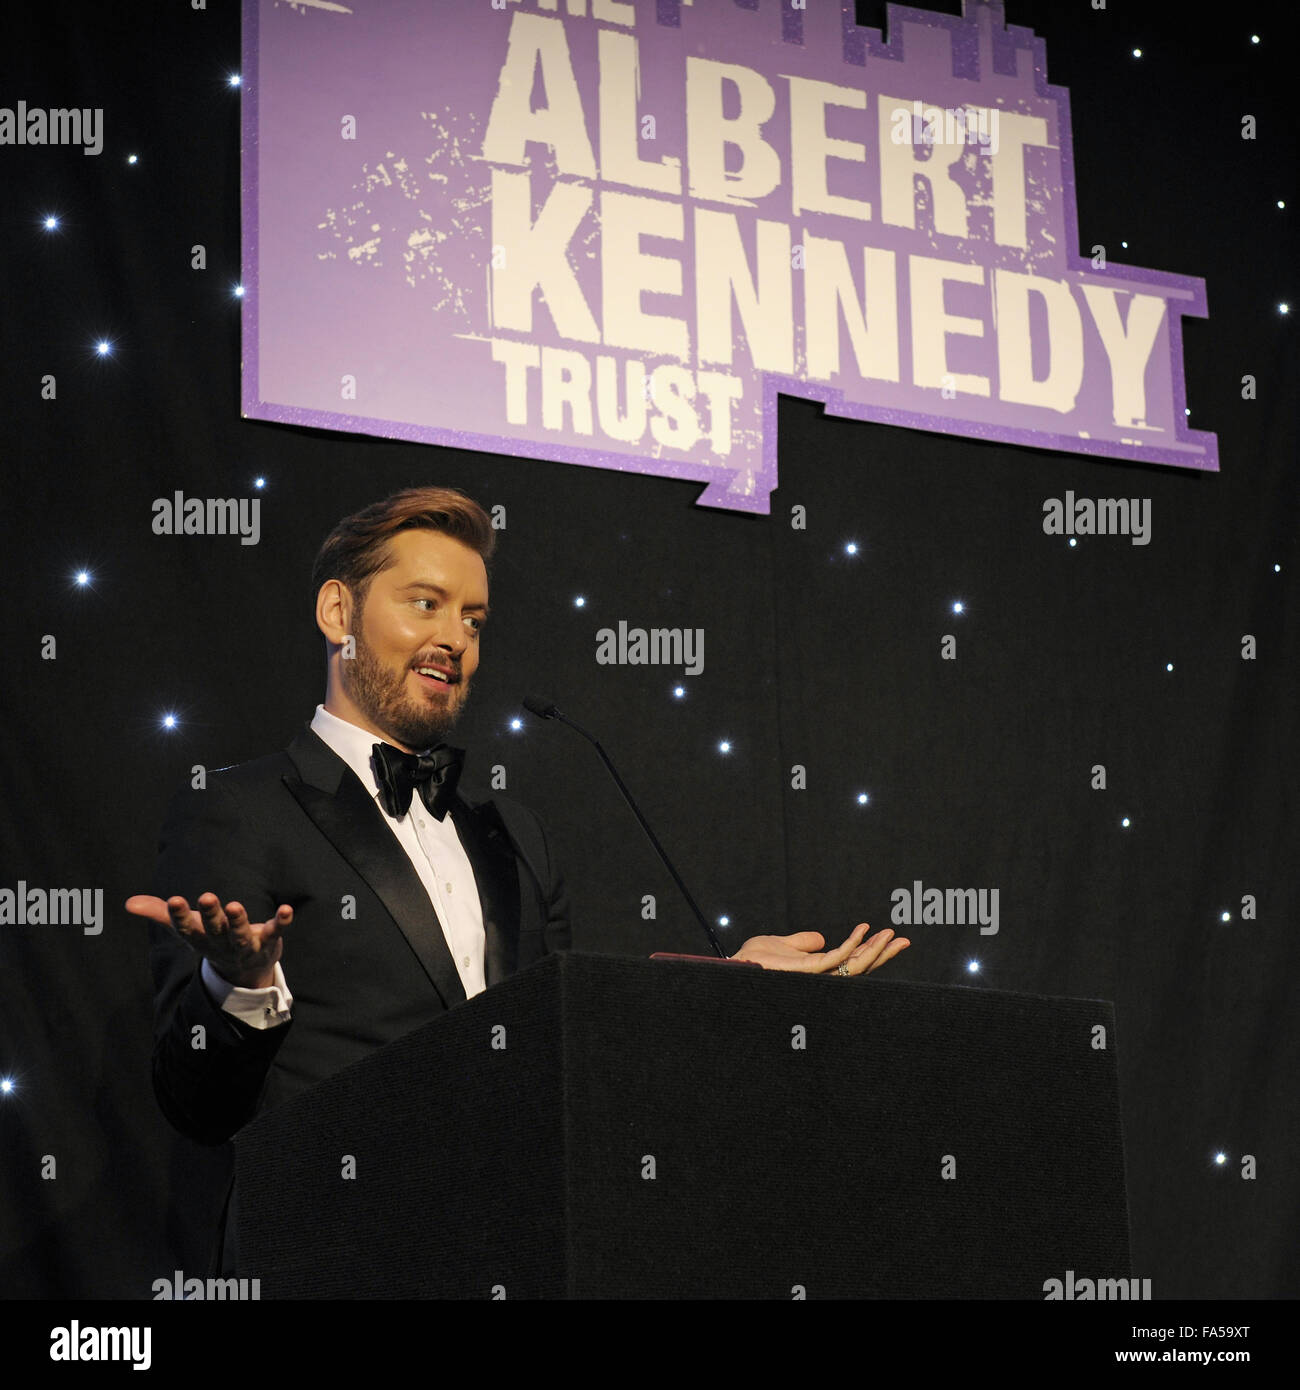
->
left=281, top=727, right=467, bottom=1011
left=449, top=797, right=520, bottom=988
left=279, top=726, right=538, bottom=1005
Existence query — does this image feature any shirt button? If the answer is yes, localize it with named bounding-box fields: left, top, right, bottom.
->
left=462, top=956, right=470, bottom=968
left=445, top=882, right=453, bottom=893
left=417, top=819, right=426, bottom=829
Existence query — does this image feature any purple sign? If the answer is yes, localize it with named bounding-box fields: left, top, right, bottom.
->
left=242, top=0, right=1217, bottom=512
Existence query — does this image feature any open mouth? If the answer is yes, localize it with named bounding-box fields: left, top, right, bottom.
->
left=413, top=665, right=457, bottom=691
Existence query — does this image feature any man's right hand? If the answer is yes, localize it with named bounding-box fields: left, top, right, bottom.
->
left=127, top=892, right=292, bottom=989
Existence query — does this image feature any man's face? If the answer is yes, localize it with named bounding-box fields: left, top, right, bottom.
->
left=340, top=529, right=489, bottom=750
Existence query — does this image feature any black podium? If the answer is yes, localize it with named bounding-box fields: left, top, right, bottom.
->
left=234, top=952, right=1130, bottom=1298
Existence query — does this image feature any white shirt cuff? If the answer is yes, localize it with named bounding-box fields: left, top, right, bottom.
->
left=201, top=958, right=294, bottom=1030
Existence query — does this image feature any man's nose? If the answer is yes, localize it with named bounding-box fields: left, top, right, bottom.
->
left=433, top=614, right=467, bottom=653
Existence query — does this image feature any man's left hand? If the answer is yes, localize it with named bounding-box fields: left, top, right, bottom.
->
left=731, top=923, right=909, bottom=975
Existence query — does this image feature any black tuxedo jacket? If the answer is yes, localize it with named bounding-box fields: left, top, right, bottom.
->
left=147, top=725, right=570, bottom=1149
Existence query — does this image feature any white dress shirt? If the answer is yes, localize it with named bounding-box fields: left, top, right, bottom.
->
left=202, top=704, right=487, bottom=1029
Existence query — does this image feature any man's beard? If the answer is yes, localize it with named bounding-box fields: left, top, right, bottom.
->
left=344, top=621, right=469, bottom=750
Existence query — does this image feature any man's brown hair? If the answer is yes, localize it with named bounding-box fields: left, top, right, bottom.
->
left=311, top=486, right=496, bottom=614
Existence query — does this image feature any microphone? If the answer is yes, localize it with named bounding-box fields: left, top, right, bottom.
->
left=523, top=696, right=729, bottom=960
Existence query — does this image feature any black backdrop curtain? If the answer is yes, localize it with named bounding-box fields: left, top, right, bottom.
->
left=1, top=0, right=1295, bottom=1301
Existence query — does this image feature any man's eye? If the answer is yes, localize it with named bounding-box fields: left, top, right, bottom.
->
left=414, top=599, right=435, bottom=611
left=465, top=616, right=483, bottom=633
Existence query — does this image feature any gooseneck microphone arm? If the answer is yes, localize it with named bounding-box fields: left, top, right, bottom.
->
left=523, top=696, right=729, bottom=959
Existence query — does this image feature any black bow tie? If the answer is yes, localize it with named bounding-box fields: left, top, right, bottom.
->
left=372, top=741, right=465, bottom=820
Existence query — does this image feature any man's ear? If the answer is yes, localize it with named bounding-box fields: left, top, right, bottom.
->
left=315, top=579, right=353, bottom=645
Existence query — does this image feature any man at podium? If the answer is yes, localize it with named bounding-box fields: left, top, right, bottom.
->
left=127, top=487, right=908, bottom=1267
